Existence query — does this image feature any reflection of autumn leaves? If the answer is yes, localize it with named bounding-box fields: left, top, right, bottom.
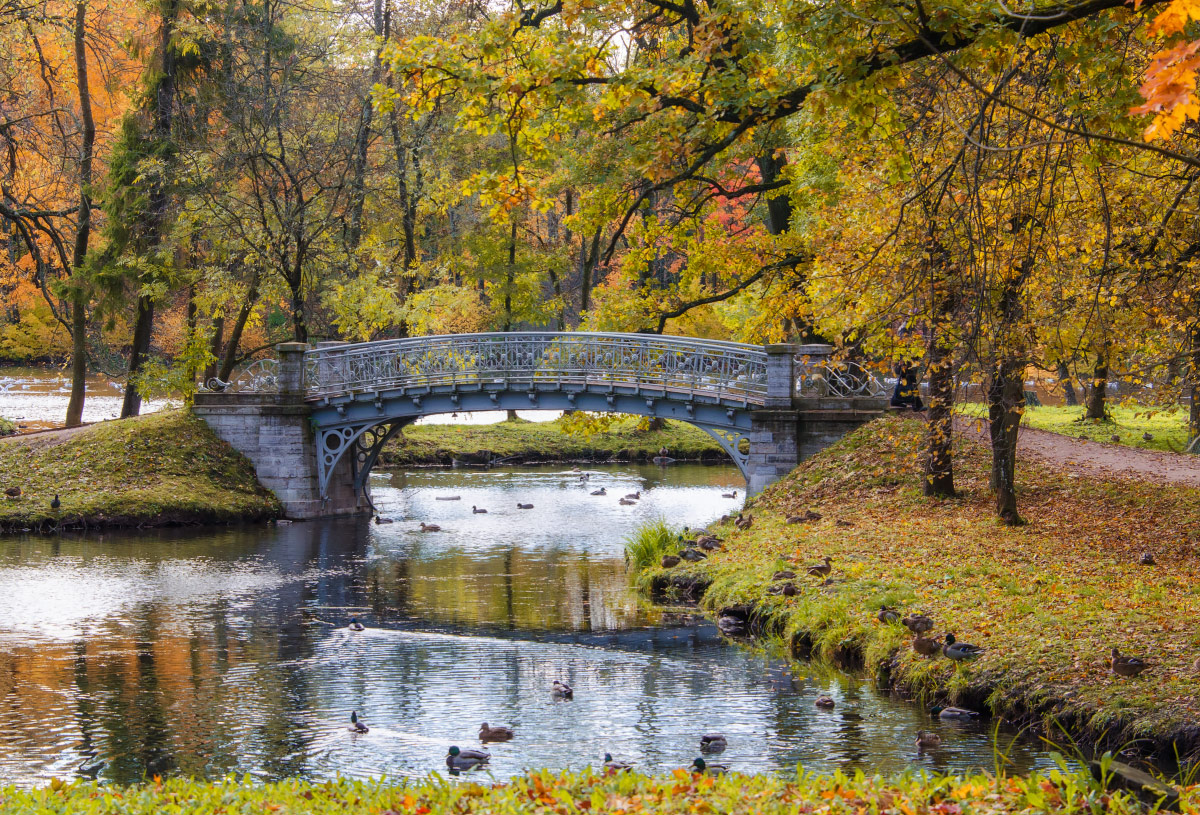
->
left=686, top=416, right=1200, bottom=747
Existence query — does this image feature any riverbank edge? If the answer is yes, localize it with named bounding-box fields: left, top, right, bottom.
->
left=630, top=416, right=1200, bottom=772
left=0, top=762, right=1191, bottom=813
left=0, top=410, right=280, bottom=535
left=378, top=417, right=727, bottom=466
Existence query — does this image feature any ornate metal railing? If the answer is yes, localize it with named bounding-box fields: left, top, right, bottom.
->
left=303, top=332, right=770, bottom=402
left=203, top=359, right=279, bottom=393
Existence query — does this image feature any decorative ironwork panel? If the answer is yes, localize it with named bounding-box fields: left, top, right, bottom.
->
left=202, top=359, right=279, bottom=393
left=303, top=332, right=770, bottom=402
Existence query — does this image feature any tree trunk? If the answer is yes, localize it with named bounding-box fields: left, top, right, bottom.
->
left=924, top=343, right=955, bottom=497
left=646, top=416, right=666, bottom=432
left=1085, top=349, right=1108, bottom=420
left=580, top=228, right=601, bottom=316
left=204, top=316, right=224, bottom=383
left=217, top=271, right=259, bottom=383
left=1189, top=323, right=1200, bottom=441
left=1056, top=360, right=1078, bottom=406
left=988, top=360, right=1025, bottom=525
left=506, top=410, right=519, bottom=421
left=346, top=0, right=384, bottom=251
left=120, top=296, right=155, bottom=417
left=65, top=0, right=95, bottom=428
left=503, top=221, right=516, bottom=330
left=754, top=152, right=792, bottom=236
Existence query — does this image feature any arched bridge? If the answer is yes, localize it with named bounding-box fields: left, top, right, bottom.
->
left=193, top=332, right=889, bottom=519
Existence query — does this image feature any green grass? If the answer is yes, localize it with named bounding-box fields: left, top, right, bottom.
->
left=0, top=762, right=1189, bottom=814
left=633, top=416, right=1200, bottom=764
left=0, top=409, right=280, bottom=532
left=0, top=416, right=14, bottom=436
left=380, top=416, right=725, bottom=465
left=959, top=403, right=1193, bottom=452
left=624, top=517, right=680, bottom=571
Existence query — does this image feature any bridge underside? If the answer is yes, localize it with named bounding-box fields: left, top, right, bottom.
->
left=308, top=382, right=759, bottom=503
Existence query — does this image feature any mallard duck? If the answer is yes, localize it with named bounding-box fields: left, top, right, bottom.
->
left=766, top=582, right=796, bottom=596
left=1139, top=552, right=1155, bottom=566
left=624, top=492, right=641, bottom=500
left=943, top=633, right=984, bottom=662
left=472, top=505, right=488, bottom=514
left=914, top=730, right=941, bottom=749
left=679, top=548, right=706, bottom=562
left=374, top=516, right=394, bottom=524
left=348, top=618, right=365, bottom=632
left=517, top=503, right=534, bottom=509
left=446, top=745, right=490, bottom=771
left=552, top=680, right=574, bottom=699
left=661, top=554, right=681, bottom=568
left=786, top=510, right=822, bottom=524
left=579, top=474, right=590, bottom=482
left=814, top=695, right=835, bottom=709
left=435, top=495, right=462, bottom=501
left=734, top=513, right=753, bottom=530
left=877, top=606, right=900, bottom=625
left=50, top=494, right=60, bottom=510
left=902, top=614, right=934, bottom=635
left=722, top=491, right=737, bottom=499
left=807, top=556, right=833, bottom=578
left=1110, top=648, right=1151, bottom=677
left=698, top=537, right=723, bottom=552
left=349, top=711, right=368, bottom=733
left=618, top=498, right=636, bottom=505
left=603, top=753, right=634, bottom=772
left=913, top=635, right=942, bottom=657
left=772, top=570, right=796, bottom=581
left=590, top=487, right=607, bottom=496
left=3, top=487, right=20, bottom=498
left=930, top=705, right=979, bottom=720
left=479, top=722, right=514, bottom=741
left=699, top=734, right=727, bottom=752
left=690, top=757, right=728, bottom=775
left=419, top=523, right=442, bottom=532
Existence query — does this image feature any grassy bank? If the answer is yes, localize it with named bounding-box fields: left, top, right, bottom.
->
left=0, top=410, right=279, bottom=533
left=0, top=763, right=1193, bottom=814
left=960, top=403, right=1193, bottom=453
left=0, top=416, right=14, bottom=436
left=380, top=416, right=726, bottom=466
left=635, top=416, right=1200, bottom=766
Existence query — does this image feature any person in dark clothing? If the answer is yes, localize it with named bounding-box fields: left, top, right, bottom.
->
left=891, top=360, right=924, bottom=411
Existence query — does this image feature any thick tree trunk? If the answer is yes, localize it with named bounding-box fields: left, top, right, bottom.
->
left=754, top=152, right=792, bottom=236
left=346, top=0, right=384, bottom=251
left=1056, top=360, right=1078, bottom=406
left=1085, top=350, right=1108, bottom=420
left=988, top=360, right=1025, bottom=525
left=120, top=296, right=155, bottom=417
left=217, top=271, right=259, bottom=383
left=65, top=0, right=95, bottom=428
left=924, top=344, right=955, bottom=497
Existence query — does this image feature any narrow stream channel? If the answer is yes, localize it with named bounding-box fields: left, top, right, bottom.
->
left=0, top=462, right=1073, bottom=786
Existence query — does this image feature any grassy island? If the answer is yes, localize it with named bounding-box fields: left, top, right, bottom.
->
left=0, top=763, right=1193, bottom=814
left=0, top=410, right=279, bottom=533
left=632, top=416, right=1200, bottom=767
left=380, top=416, right=725, bottom=466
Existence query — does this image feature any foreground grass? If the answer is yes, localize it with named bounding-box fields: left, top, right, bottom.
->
left=639, top=416, right=1200, bottom=763
left=0, top=764, right=1193, bottom=814
left=0, top=410, right=279, bottom=532
left=959, top=403, right=1193, bottom=453
left=381, top=417, right=724, bottom=465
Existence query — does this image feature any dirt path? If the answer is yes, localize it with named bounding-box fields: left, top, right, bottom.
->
left=955, top=416, right=1200, bottom=488
left=0, top=423, right=94, bottom=451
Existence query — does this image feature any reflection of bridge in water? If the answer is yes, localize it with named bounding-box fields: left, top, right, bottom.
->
left=194, top=332, right=888, bottom=518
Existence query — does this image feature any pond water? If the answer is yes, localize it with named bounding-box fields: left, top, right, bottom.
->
left=0, top=462, right=1070, bottom=787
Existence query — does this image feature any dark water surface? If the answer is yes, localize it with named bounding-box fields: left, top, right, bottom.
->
left=0, top=463, right=1062, bottom=785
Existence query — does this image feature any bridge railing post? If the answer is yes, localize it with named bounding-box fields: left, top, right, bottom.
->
left=794, top=343, right=834, bottom=397
left=764, top=344, right=798, bottom=407
left=277, top=342, right=310, bottom=397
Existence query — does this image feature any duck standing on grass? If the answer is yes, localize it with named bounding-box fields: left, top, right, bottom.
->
left=807, top=556, right=833, bottom=578
left=445, top=746, right=490, bottom=772
left=913, top=635, right=942, bottom=657
left=1110, top=648, right=1151, bottom=677
left=942, top=633, right=984, bottom=662
left=902, top=614, right=933, bottom=635
left=51, top=494, right=61, bottom=510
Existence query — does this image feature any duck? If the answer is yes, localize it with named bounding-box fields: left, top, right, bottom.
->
left=699, top=733, right=727, bottom=753
left=472, top=505, right=488, bottom=514
left=661, top=554, right=681, bottom=568
left=1110, top=648, right=1151, bottom=677
left=624, top=492, right=641, bottom=500
left=766, top=582, right=796, bottom=596
left=679, top=548, right=706, bottom=562
left=697, top=537, right=723, bottom=552
left=943, top=633, right=984, bottom=662
left=913, top=635, right=942, bottom=657
left=690, top=757, right=728, bottom=775
left=618, top=498, right=636, bottom=505
left=902, top=614, right=934, bottom=635
left=717, top=615, right=745, bottom=635
left=517, top=503, right=534, bottom=509
left=814, top=695, right=835, bottom=709
left=914, top=730, right=942, bottom=749
left=579, top=474, right=590, bottom=482
left=806, top=556, right=833, bottom=578
left=734, top=513, right=753, bottom=530
left=721, top=490, right=737, bottom=499
left=3, top=487, right=20, bottom=498
left=590, top=488, right=607, bottom=496
left=348, top=618, right=365, bottom=632
left=552, top=680, right=574, bottom=699
left=348, top=711, right=369, bottom=733
left=479, top=722, right=514, bottom=741
left=50, top=494, right=60, bottom=510
left=435, top=495, right=462, bottom=501
left=930, top=705, right=980, bottom=720
left=419, top=523, right=442, bottom=532
left=877, top=606, right=901, bottom=625
left=772, top=570, right=796, bottom=581
left=374, top=516, right=394, bottom=524
left=603, top=753, right=634, bottom=772
left=786, top=510, right=822, bottom=524
left=445, top=745, right=490, bottom=772
left=1139, top=551, right=1156, bottom=566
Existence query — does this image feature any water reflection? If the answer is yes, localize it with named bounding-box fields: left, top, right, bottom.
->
left=0, top=464, right=1061, bottom=786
